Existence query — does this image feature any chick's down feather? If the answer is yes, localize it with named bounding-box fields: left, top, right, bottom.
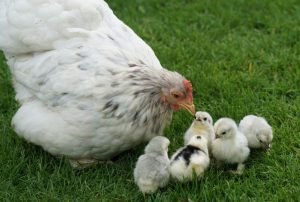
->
left=212, top=118, right=250, bottom=174
left=239, top=115, right=273, bottom=149
left=134, top=136, right=170, bottom=194
left=170, top=135, right=210, bottom=181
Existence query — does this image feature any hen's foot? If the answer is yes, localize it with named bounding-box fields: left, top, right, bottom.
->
left=69, top=158, right=113, bottom=169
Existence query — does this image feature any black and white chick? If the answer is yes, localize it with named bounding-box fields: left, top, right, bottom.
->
left=211, top=118, right=250, bottom=175
left=170, top=135, right=210, bottom=181
left=184, top=111, right=215, bottom=150
left=239, top=115, right=273, bottom=150
left=134, top=136, right=170, bottom=194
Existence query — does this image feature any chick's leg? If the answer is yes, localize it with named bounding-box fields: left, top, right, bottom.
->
left=215, top=160, right=224, bottom=168
left=230, top=163, right=245, bottom=175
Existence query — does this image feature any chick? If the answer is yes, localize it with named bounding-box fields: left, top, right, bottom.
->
left=170, top=135, right=210, bottom=181
left=184, top=111, right=215, bottom=151
left=134, top=136, right=170, bottom=194
left=211, top=118, right=250, bottom=175
left=239, top=115, right=273, bottom=150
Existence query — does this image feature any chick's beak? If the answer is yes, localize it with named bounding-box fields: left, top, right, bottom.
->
left=178, top=101, right=195, bottom=115
left=262, top=142, right=270, bottom=151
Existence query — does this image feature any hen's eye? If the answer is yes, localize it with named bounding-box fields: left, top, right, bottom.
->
left=204, top=117, right=207, bottom=121
left=222, top=131, right=226, bottom=135
left=197, top=136, right=201, bottom=139
left=173, top=94, right=180, bottom=98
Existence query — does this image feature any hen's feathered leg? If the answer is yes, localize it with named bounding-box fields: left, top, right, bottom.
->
left=69, top=159, right=113, bottom=169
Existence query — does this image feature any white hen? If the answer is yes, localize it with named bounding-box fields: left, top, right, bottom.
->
left=0, top=0, right=195, bottom=166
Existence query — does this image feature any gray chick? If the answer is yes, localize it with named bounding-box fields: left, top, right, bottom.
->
left=134, top=136, right=170, bottom=194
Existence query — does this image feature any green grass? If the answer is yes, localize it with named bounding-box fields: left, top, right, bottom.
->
left=1, top=0, right=300, bottom=201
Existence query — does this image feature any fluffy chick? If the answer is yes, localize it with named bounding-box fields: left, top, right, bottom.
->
left=170, top=135, right=210, bottom=181
left=134, top=136, right=170, bottom=194
left=184, top=111, right=215, bottom=150
left=239, top=115, right=273, bottom=150
left=212, top=118, right=250, bottom=175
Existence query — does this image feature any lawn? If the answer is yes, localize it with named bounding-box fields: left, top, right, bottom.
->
left=1, top=0, right=300, bottom=201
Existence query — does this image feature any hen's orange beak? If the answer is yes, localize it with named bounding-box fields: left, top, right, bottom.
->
left=178, top=101, right=195, bottom=115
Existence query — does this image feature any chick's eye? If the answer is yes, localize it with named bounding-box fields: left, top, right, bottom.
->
left=222, top=131, right=226, bottom=135
left=197, top=136, right=201, bottom=139
left=204, top=117, right=207, bottom=121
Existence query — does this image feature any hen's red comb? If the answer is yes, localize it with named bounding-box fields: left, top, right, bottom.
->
left=183, top=80, right=193, bottom=102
